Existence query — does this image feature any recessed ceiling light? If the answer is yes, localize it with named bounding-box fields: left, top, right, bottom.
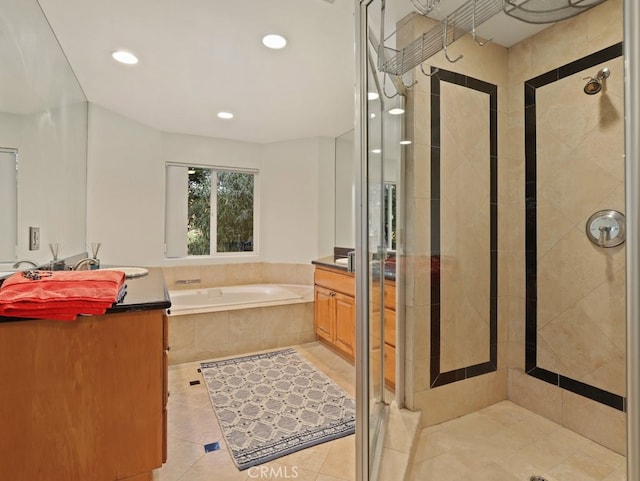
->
left=262, top=34, right=287, bottom=49
left=388, top=108, right=405, bottom=115
left=217, top=112, right=234, bottom=119
left=370, top=113, right=376, bottom=118
left=112, top=50, right=138, bottom=65
left=368, top=92, right=379, bottom=100
left=371, top=149, right=381, bottom=154
left=400, top=140, right=412, bottom=145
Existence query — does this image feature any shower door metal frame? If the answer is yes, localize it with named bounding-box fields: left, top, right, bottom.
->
left=355, top=2, right=373, bottom=481
left=355, top=1, right=394, bottom=480
left=624, top=0, right=639, bottom=479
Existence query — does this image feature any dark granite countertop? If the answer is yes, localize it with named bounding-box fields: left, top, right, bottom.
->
left=312, top=255, right=396, bottom=281
left=312, top=256, right=350, bottom=272
left=0, top=266, right=171, bottom=323
left=105, top=267, right=171, bottom=314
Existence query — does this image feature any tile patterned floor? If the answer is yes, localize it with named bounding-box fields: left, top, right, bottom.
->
left=153, top=342, right=357, bottom=481
left=154, top=341, right=627, bottom=481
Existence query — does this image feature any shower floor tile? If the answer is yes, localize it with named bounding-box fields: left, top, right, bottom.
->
left=409, top=400, right=627, bottom=481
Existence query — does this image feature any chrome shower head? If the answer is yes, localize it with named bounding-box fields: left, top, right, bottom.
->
left=584, top=78, right=602, bottom=95
left=583, top=67, right=611, bottom=95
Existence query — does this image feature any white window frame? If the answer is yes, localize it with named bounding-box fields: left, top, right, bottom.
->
left=165, top=163, right=260, bottom=259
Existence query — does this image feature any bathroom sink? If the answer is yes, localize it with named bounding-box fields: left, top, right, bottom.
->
left=335, top=258, right=349, bottom=266
left=101, top=267, right=149, bottom=278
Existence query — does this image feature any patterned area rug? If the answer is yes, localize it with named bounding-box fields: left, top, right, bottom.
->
left=200, top=348, right=355, bottom=470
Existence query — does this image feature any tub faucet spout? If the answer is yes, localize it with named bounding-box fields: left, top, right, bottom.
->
left=72, top=258, right=100, bottom=270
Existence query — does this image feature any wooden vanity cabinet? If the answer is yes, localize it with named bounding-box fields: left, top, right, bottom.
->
left=314, top=266, right=356, bottom=360
left=383, top=280, right=397, bottom=389
left=0, top=309, right=168, bottom=481
left=314, top=264, right=396, bottom=388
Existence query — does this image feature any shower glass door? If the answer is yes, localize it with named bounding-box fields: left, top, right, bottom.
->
left=353, top=1, right=640, bottom=480
left=356, top=1, right=399, bottom=480
left=366, top=36, right=386, bottom=471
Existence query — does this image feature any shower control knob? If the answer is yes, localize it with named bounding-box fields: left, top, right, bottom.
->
left=586, top=210, right=625, bottom=248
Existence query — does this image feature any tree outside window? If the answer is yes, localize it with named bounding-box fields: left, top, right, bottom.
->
left=187, top=168, right=254, bottom=256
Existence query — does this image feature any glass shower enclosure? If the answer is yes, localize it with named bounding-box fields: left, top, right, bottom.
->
left=355, top=1, right=640, bottom=481
left=355, top=0, right=405, bottom=479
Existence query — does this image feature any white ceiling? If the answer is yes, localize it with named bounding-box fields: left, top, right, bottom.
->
left=35, top=0, right=549, bottom=144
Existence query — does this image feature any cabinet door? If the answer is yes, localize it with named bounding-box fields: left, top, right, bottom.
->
left=334, top=292, right=355, bottom=358
left=384, top=308, right=396, bottom=348
left=384, top=344, right=396, bottom=389
left=314, top=286, right=334, bottom=343
left=162, top=313, right=169, bottom=463
left=0, top=310, right=165, bottom=481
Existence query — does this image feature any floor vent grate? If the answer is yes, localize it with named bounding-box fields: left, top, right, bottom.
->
left=530, top=477, right=548, bottom=481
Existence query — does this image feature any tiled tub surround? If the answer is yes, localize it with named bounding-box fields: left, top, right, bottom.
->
left=400, top=0, right=626, bottom=457
left=163, top=263, right=315, bottom=364
left=162, top=262, right=313, bottom=291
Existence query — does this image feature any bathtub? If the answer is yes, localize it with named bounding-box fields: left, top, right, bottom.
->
left=168, top=284, right=313, bottom=316
left=167, top=284, right=315, bottom=364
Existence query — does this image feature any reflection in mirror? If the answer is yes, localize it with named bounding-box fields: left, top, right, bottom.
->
left=384, top=182, right=396, bottom=251
left=334, top=121, right=400, bottom=253
left=0, top=149, right=18, bottom=262
left=0, top=0, right=88, bottom=267
left=335, top=129, right=355, bottom=249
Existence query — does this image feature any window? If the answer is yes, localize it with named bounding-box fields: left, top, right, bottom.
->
left=165, top=165, right=257, bottom=257
left=384, top=182, right=396, bottom=251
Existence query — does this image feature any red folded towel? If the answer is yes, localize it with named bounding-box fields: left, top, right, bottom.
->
left=0, top=270, right=126, bottom=321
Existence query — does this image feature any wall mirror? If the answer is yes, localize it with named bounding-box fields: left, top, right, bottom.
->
left=335, top=129, right=355, bottom=249
left=334, top=127, right=400, bottom=252
left=0, top=0, right=88, bottom=267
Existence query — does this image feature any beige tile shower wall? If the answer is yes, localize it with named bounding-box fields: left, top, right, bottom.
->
left=506, top=0, right=625, bottom=454
left=439, top=82, right=491, bottom=373
left=536, top=58, right=625, bottom=396
left=162, top=262, right=314, bottom=290
left=402, top=13, right=509, bottom=423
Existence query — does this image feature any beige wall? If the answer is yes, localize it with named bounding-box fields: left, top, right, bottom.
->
left=402, top=0, right=626, bottom=453
left=505, top=0, right=625, bottom=454
left=536, top=56, right=625, bottom=395
left=402, top=13, right=510, bottom=426
left=162, top=262, right=314, bottom=291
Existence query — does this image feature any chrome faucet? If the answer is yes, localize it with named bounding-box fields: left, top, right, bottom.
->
left=72, top=258, right=100, bottom=270
left=12, top=260, right=38, bottom=269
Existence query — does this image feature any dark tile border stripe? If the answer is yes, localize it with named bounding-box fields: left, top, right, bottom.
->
left=524, top=42, right=625, bottom=412
left=430, top=67, right=498, bottom=388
